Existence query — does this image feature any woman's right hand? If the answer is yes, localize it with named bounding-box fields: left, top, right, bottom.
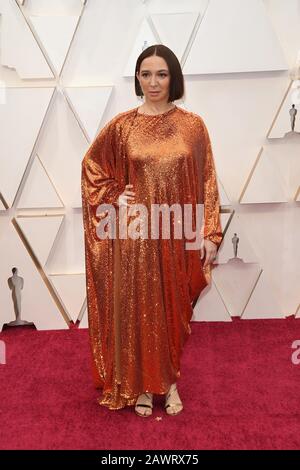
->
left=117, top=184, right=136, bottom=207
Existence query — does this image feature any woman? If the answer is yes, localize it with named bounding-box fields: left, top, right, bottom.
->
left=81, top=44, right=223, bottom=417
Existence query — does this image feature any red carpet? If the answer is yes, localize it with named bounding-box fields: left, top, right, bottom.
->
left=1, top=317, right=300, bottom=450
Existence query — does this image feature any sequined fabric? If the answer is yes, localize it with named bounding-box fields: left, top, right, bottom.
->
left=81, top=105, right=223, bottom=410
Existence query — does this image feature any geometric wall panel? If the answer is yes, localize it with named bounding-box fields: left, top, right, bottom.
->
left=61, top=0, right=145, bottom=85
left=123, top=18, right=158, bottom=77
left=45, top=211, right=85, bottom=275
left=192, top=281, right=232, bottom=322
left=0, top=87, right=55, bottom=207
left=184, top=0, right=288, bottom=74
left=29, top=15, right=80, bottom=76
left=78, top=305, right=88, bottom=328
left=252, top=136, right=300, bottom=202
left=278, top=134, right=300, bottom=200
left=49, top=273, right=86, bottom=322
left=0, top=198, right=6, bottom=211
left=240, top=148, right=288, bottom=204
left=241, top=270, right=284, bottom=319
left=64, top=86, right=113, bottom=141
left=184, top=74, right=290, bottom=203
left=16, top=215, right=64, bottom=267
left=19, top=0, right=85, bottom=15
left=263, top=0, right=300, bottom=69
left=212, top=261, right=262, bottom=317
left=268, top=84, right=300, bottom=138
left=219, top=181, right=231, bottom=206
left=237, top=206, right=295, bottom=316
left=17, top=155, right=64, bottom=209
left=37, top=90, right=88, bottom=208
left=215, top=212, right=232, bottom=253
left=150, top=12, right=199, bottom=63
left=0, top=215, right=67, bottom=330
left=0, top=0, right=54, bottom=79
left=147, top=0, right=208, bottom=15
left=280, top=206, right=300, bottom=317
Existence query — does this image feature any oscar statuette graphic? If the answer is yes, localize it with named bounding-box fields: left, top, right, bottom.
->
left=289, top=104, right=298, bottom=132
left=6, top=267, right=33, bottom=327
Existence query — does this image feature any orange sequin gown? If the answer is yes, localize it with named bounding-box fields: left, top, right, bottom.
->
left=81, top=105, right=223, bottom=409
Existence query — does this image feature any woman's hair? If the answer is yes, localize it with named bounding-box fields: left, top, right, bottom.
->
left=134, top=44, right=185, bottom=103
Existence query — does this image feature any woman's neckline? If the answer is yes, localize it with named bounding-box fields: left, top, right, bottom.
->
left=136, top=104, right=177, bottom=117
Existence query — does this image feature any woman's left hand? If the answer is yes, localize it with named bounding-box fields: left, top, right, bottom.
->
left=200, top=239, right=218, bottom=267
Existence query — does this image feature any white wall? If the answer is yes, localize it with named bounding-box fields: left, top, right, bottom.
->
left=0, top=0, right=299, bottom=329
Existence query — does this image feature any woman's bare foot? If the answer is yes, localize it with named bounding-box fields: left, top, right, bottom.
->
left=135, top=392, right=153, bottom=417
left=164, top=383, right=183, bottom=415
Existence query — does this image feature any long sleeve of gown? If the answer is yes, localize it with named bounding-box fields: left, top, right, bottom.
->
left=81, top=117, right=123, bottom=223
left=81, top=115, right=125, bottom=395
left=200, top=118, right=223, bottom=249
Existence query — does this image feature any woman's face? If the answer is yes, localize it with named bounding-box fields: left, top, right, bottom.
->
left=136, top=55, right=171, bottom=104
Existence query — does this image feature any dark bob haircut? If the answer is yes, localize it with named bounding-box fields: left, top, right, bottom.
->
left=134, top=44, right=185, bottom=103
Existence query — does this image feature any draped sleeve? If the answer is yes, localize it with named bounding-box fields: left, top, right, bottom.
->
left=81, top=116, right=124, bottom=228
left=81, top=114, right=125, bottom=391
left=199, top=117, right=223, bottom=249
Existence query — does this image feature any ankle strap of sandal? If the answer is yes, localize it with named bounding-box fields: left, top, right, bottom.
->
left=166, top=385, right=177, bottom=400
